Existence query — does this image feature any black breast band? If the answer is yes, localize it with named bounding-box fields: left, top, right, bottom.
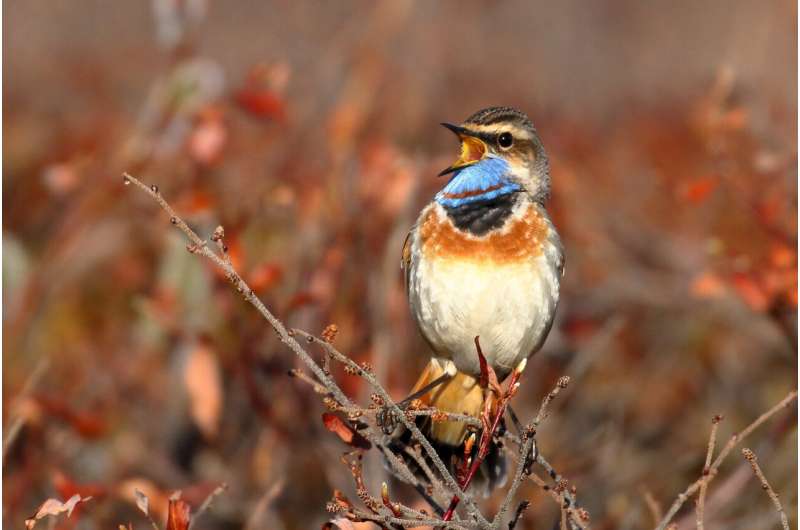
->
left=442, top=192, right=519, bottom=236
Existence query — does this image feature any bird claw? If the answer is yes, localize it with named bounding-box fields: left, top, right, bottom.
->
left=377, top=405, right=403, bottom=435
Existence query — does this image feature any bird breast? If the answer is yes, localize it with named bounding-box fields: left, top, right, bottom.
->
left=407, top=202, right=562, bottom=378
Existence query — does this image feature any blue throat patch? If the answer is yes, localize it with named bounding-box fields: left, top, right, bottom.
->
left=435, top=157, right=520, bottom=208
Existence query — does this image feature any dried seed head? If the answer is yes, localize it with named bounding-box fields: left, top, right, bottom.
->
left=359, top=361, right=373, bottom=373
left=150, top=184, right=159, bottom=193
left=344, top=364, right=358, bottom=376
left=742, top=447, right=756, bottom=462
left=408, top=399, right=423, bottom=410
left=322, top=397, right=338, bottom=410
left=325, top=501, right=344, bottom=514
left=322, top=324, right=339, bottom=343
left=578, top=508, right=590, bottom=522
left=431, top=411, right=449, bottom=423
left=557, top=376, right=570, bottom=389
left=370, top=394, right=384, bottom=407
left=523, top=425, right=536, bottom=441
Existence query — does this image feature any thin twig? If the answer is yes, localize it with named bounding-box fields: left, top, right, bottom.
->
left=3, top=357, right=50, bottom=459
left=506, top=501, right=530, bottom=530
left=534, top=376, right=571, bottom=428
left=654, top=391, right=797, bottom=530
left=492, top=374, right=572, bottom=528
left=741, top=448, right=790, bottom=530
left=695, top=414, right=722, bottom=530
left=188, top=483, right=228, bottom=530
left=490, top=429, right=535, bottom=529
left=244, top=479, right=285, bottom=530
left=524, top=470, right=589, bottom=530
left=642, top=488, right=662, bottom=527
left=294, top=328, right=486, bottom=524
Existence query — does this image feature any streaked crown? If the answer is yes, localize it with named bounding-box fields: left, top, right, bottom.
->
left=437, top=107, right=550, bottom=206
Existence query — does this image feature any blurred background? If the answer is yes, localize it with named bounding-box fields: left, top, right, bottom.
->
left=3, top=1, right=797, bottom=529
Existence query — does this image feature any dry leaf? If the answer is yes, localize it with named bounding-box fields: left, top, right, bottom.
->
left=188, top=107, right=227, bottom=166
left=134, top=488, right=150, bottom=515
left=184, top=341, right=223, bottom=439
left=25, top=494, right=92, bottom=530
left=690, top=271, right=726, bottom=299
left=321, top=413, right=371, bottom=450
left=118, top=478, right=170, bottom=520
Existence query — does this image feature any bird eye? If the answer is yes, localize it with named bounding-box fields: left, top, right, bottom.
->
left=497, top=132, right=513, bottom=149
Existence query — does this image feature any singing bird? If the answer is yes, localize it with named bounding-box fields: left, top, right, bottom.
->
left=400, top=106, right=563, bottom=488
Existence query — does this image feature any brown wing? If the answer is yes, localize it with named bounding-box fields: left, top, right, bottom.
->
left=400, top=229, right=413, bottom=294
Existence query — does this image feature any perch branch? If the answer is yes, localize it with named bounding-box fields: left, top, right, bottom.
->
left=124, top=173, right=488, bottom=525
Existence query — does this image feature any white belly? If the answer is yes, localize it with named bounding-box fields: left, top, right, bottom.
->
left=409, top=252, right=559, bottom=377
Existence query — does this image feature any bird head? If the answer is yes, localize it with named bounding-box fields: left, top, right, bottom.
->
left=436, top=107, right=550, bottom=207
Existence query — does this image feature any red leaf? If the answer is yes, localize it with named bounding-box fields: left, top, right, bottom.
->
left=285, top=292, right=315, bottom=312
left=235, top=88, right=286, bottom=122
left=321, top=413, right=371, bottom=450
left=682, top=176, right=718, bottom=204
left=731, top=272, right=769, bottom=311
left=166, top=495, right=191, bottom=530
left=248, top=263, right=283, bottom=292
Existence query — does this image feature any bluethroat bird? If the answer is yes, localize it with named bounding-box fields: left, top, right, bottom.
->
left=396, top=106, right=563, bottom=491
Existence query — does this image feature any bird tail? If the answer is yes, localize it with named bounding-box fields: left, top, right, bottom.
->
left=405, top=359, right=507, bottom=495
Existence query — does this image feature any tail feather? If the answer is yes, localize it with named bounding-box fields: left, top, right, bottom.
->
left=412, top=360, right=484, bottom=446
left=401, top=359, right=507, bottom=495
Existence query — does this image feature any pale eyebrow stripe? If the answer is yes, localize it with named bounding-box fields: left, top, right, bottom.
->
left=464, top=123, right=534, bottom=141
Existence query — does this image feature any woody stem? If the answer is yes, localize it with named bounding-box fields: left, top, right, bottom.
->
left=442, top=338, right=522, bottom=522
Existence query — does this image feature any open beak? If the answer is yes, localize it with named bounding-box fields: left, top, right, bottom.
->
left=438, top=123, right=488, bottom=176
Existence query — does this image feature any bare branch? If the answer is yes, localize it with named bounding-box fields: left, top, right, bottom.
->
left=742, top=448, right=790, bottom=530
left=695, top=414, right=722, bottom=530
left=654, top=391, right=797, bottom=530
left=188, top=483, right=228, bottom=530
